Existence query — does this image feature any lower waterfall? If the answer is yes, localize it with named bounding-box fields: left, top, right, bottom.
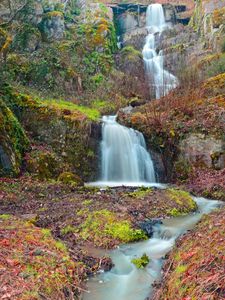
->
left=101, top=116, right=156, bottom=184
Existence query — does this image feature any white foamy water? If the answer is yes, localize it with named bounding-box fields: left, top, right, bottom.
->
left=143, top=4, right=178, bottom=98
left=100, top=115, right=156, bottom=184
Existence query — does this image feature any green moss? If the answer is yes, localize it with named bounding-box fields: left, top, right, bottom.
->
left=58, top=172, right=83, bottom=185
left=0, top=214, right=11, bottom=220
left=126, top=187, right=153, bottom=198
left=131, top=253, right=150, bottom=269
left=0, top=98, right=29, bottom=176
left=60, top=225, right=77, bottom=235
left=41, top=228, right=51, bottom=238
left=121, top=46, right=142, bottom=60
left=55, top=240, right=67, bottom=252
left=44, top=99, right=100, bottom=121
left=175, top=264, right=187, bottom=274
left=43, top=11, right=64, bottom=20
left=167, top=208, right=184, bottom=217
left=166, top=189, right=196, bottom=210
left=79, top=209, right=147, bottom=245
left=27, top=150, right=60, bottom=180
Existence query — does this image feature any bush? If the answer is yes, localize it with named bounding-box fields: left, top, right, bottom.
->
left=206, top=54, right=225, bottom=77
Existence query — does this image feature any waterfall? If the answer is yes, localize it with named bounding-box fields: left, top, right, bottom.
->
left=143, top=4, right=178, bottom=99
left=101, top=116, right=156, bottom=184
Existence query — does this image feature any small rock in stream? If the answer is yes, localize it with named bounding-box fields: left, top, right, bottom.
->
left=138, top=219, right=163, bottom=237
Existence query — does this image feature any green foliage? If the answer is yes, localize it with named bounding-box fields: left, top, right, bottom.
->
left=222, top=39, right=225, bottom=53
left=167, top=208, right=183, bottom=217
left=60, top=225, right=77, bottom=235
left=206, top=54, right=225, bottom=77
left=44, top=98, right=100, bottom=121
left=0, top=97, right=29, bottom=175
left=131, top=253, right=150, bottom=269
left=175, top=264, right=187, bottom=274
left=166, top=188, right=196, bottom=210
left=11, top=23, right=41, bottom=51
left=0, top=214, right=11, bottom=220
left=121, top=46, right=142, bottom=59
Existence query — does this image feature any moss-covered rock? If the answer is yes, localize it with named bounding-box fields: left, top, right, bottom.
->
left=0, top=98, right=29, bottom=176
left=165, top=188, right=197, bottom=216
left=26, top=148, right=61, bottom=180
left=78, top=209, right=148, bottom=247
left=1, top=87, right=100, bottom=180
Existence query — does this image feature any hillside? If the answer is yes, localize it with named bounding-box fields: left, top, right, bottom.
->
left=0, top=0, right=224, bottom=299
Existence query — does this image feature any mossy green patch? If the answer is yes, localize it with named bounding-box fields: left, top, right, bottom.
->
left=0, top=214, right=11, bottom=220
left=79, top=209, right=147, bottom=247
left=131, top=253, right=150, bottom=269
left=166, top=189, right=196, bottom=209
left=126, top=187, right=153, bottom=198
left=0, top=97, right=29, bottom=176
left=60, top=225, right=77, bottom=235
left=44, top=98, right=100, bottom=121
left=121, top=46, right=142, bottom=60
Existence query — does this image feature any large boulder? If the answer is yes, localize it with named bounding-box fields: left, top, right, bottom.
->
left=179, top=133, right=225, bottom=170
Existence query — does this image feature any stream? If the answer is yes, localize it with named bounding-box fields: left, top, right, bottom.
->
left=82, top=197, right=222, bottom=300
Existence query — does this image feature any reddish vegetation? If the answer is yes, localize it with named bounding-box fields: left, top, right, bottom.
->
left=152, top=207, right=225, bottom=300
left=0, top=216, right=82, bottom=300
left=184, top=168, right=225, bottom=200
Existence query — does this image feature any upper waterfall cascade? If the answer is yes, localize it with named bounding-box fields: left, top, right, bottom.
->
left=101, top=116, right=156, bottom=184
left=143, top=3, right=178, bottom=99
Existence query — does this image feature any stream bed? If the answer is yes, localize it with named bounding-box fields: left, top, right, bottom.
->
left=82, top=197, right=223, bottom=300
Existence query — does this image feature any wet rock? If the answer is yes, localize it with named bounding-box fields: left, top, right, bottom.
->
left=99, top=256, right=114, bottom=272
left=122, top=27, right=147, bottom=50
left=138, top=219, right=163, bottom=238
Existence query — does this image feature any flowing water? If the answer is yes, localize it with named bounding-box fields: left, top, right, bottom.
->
left=90, top=115, right=156, bottom=187
left=143, top=4, right=178, bottom=98
left=82, top=197, right=222, bottom=300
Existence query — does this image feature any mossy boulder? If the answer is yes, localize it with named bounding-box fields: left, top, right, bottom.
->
left=78, top=209, right=148, bottom=248
left=2, top=87, right=100, bottom=180
left=165, top=188, right=197, bottom=216
left=26, top=148, right=61, bottom=180
left=0, top=98, right=29, bottom=176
